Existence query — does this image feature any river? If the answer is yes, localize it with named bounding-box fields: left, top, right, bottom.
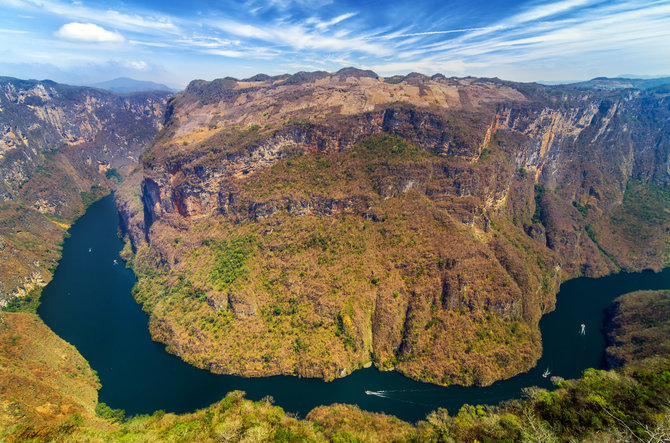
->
left=37, top=195, right=670, bottom=422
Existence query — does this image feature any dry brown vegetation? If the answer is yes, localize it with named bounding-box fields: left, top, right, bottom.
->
left=128, top=134, right=560, bottom=386
left=0, top=312, right=108, bottom=441
left=607, top=290, right=670, bottom=366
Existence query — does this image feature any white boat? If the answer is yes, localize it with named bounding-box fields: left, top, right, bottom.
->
left=542, top=368, right=551, bottom=378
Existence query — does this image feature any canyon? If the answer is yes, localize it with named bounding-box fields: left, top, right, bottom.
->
left=0, top=70, right=668, bottom=440
left=0, top=77, right=170, bottom=306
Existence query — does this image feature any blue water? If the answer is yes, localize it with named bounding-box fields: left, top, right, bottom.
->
left=37, top=195, right=670, bottom=422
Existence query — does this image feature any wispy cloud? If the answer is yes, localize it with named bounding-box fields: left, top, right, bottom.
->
left=510, top=0, right=598, bottom=24
left=212, top=18, right=390, bottom=55
left=311, top=12, right=357, bottom=30
left=1, top=0, right=669, bottom=85
left=0, top=0, right=180, bottom=34
left=0, top=28, right=28, bottom=34
left=367, top=0, right=670, bottom=79
left=367, top=26, right=506, bottom=40
left=245, top=0, right=334, bottom=11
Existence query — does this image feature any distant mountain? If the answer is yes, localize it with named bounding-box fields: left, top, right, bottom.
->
left=90, top=77, right=176, bottom=93
left=535, top=79, right=583, bottom=85
left=569, top=76, right=670, bottom=90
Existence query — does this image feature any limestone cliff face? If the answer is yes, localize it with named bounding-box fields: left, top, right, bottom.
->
left=0, top=77, right=167, bottom=202
left=119, top=70, right=669, bottom=387
left=140, top=106, right=493, bottom=225
left=0, top=76, right=170, bottom=304
left=485, top=90, right=670, bottom=275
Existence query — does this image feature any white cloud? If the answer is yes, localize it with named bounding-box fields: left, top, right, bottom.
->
left=371, top=0, right=670, bottom=79
left=369, top=26, right=507, bottom=41
left=124, top=60, right=149, bottom=71
left=55, top=22, right=124, bottom=43
left=177, top=35, right=237, bottom=49
left=247, top=0, right=333, bottom=11
left=205, top=49, right=246, bottom=58
left=216, top=21, right=273, bottom=40
left=128, top=39, right=173, bottom=48
left=3, top=0, right=670, bottom=83
left=367, top=59, right=475, bottom=75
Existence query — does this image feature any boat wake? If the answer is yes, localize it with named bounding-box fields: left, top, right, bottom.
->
left=364, top=389, right=438, bottom=407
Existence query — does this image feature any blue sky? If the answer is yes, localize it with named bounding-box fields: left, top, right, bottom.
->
left=1, top=0, right=669, bottom=88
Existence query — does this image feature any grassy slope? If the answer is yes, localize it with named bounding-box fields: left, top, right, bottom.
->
left=0, top=312, right=109, bottom=441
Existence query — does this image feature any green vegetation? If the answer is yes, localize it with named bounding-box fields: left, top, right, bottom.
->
left=607, top=290, right=670, bottom=366
left=354, top=133, right=421, bottom=159
left=610, top=180, right=670, bottom=237
left=518, top=167, right=527, bottom=179
left=105, top=168, right=122, bottom=182
left=4, top=288, right=670, bottom=441
left=80, top=185, right=109, bottom=207
left=592, top=180, right=670, bottom=270
left=3, top=287, right=41, bottom=313
left=4, top=75, right=670, bottom=442
left=572, top=200, right=589, bottom=218
left=6, top=358, right=669, bottom=442
left=208, top=235, right=255, bottom=291
left=531, top=185, right=546, bottom=225
left=95, top=402, right=126, bottom=423
left=0, top=312, right=102, bottom=442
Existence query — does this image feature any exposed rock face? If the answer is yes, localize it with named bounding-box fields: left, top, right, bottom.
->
left=0, top=76, right=169, bottom=304
left=0, top=77, right=167, bottom=202
left=118, top=70, right=669, bottom=387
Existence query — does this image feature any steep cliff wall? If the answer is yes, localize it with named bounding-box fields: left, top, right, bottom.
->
left=0, top=77, right=169, bottom=305
left=118, top=70, right=669, bottom=386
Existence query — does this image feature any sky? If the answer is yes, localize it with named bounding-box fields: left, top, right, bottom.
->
left=0, top=0, right=669, bottom=88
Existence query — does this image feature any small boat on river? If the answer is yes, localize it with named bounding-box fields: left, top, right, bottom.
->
left=542, top=368, right=551, bottom=378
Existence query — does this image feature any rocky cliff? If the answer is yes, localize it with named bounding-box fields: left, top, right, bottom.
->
left=118, top=69, right=670, bottom=386
left=0, top=77, right=170, bottom=305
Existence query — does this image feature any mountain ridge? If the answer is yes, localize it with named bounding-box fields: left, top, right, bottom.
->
left=88, top=77, right=176, bottom=94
